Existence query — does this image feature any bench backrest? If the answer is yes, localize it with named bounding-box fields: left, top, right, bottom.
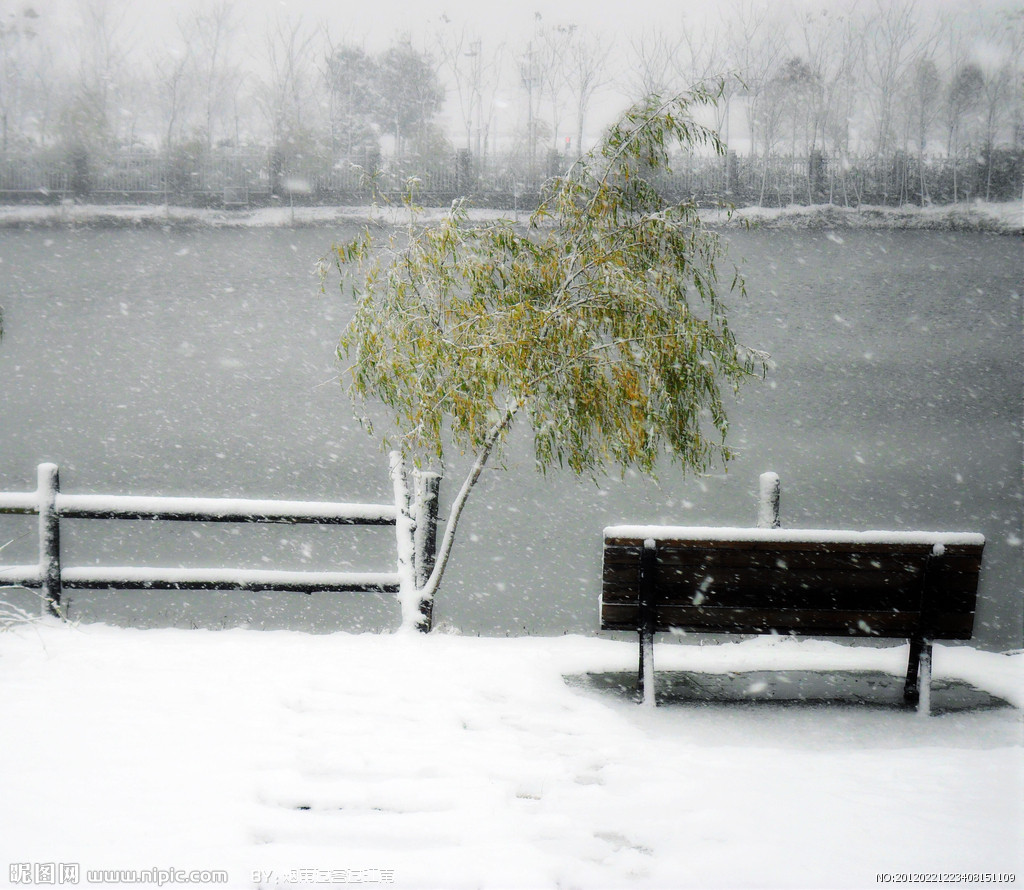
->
left=601, top=527, right=984, bottom=640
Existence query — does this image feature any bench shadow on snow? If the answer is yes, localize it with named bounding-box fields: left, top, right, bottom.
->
left=568, top=670, right=1010, bottom=715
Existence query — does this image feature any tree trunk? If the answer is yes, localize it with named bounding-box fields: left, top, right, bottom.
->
left=415, top=409, right=517, bottom=609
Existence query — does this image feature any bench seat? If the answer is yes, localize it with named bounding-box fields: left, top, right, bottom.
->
left=601, top=526, right=985, bottom=713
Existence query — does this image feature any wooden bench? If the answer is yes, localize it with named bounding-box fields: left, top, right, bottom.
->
left=601, top=526, right=985, bottom=713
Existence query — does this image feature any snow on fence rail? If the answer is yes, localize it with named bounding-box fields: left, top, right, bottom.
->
left=0, top=460, right=440, bottom=631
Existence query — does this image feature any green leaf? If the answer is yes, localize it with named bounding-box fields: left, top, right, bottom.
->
left=327, top=88, right=767, bottom=480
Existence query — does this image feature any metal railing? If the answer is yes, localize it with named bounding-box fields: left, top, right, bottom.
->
left=4, top=149, right=1020, bottom=208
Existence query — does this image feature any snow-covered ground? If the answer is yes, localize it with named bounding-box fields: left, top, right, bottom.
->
left=1, top=620, right=1020, bottom=889
left=0, top=199, right=1021, bottom=234
left=720, top=200, right=1024, bottom=234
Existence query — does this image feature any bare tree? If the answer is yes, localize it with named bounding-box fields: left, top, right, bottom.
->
left=976, top=14, right=1017, bottom=147
left=563, top=27, right=612, bottom=155
left=725, top=0, right=787, bottom=159
left=625, top=28, right=679, bottom=100
left=516, top=34, right=545, bottom=173
left=179, top=2, right=240, bottom=151
left=65, top=0, right=135, bottom=149
left=947, top=61, right=984, bottom=199
left=671, top=14, right=731, bottom=142
left=257, top=15, right=319, bottom=152
left=150, top=42, right=195, bottom=151
left=434, top=23, right=506, bottom=162
left=473, top=43, right=507, bottom=163
left=24, top=28, right=61, bottom=146
left=0, top=6, right=57, bottom=148
left=859, top=0, right=930, bottom=158
left=899, top=55, right=943, bottom=202
left=435, top=23, right=476, bottom=154
left=798, top=6, right=861, bottom=158
left=536, top=22, right=575, bottom=154
left=754, top=61, right=787, bottom=160
left=0, top=8, right=29, bottom=148
left=765, top=57, right=821, bottom=202
left=999, top=8, right=1024, bottom=150
left=942, top=11, right=982, bottom=182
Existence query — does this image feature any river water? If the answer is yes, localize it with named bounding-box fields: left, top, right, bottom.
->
left=0, top=223, right=1020, bottom=649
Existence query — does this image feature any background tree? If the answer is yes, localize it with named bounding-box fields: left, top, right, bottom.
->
left=725, top=1, right=786, bottom=162
left=0, top=5, right=45, bottom=149
left=374, top=39, right=444, bottom=156
left=758, top=57, right=820, bottom=201
left=325, top=87, right=767, bottom=630
left=516, top=38, right=542, bottom=173
left=563, top=27, right=611, bottom=155
left=151, top=38, right=196, bottom=153
left=536, top=23, right=575, bottom=154
left=180, top=1, right=239, bottom=151
left=798, top=7, right=861, bottom=162
left=2, top=0, right=1019, bottom=206
left=63, top=0, right=134, bottom=151
left=973, top=15, right=1018, bottom=199
left=778, top=59, right=820, bottom=153
left=433, top=24, right=504, bottom=160
left=322, top=41, right=379, bottom=158
left=860, top=0, right=926, bottom=159
left=434, top=27, right=507, bottom=164
left=902, top=57, right=942, bottom=154
left=1001, top=8, right=1024, bottom=151
left=467, top=39, right=506, bottom=164
left=946, top=62, right=984, bottom=199
left=257, top=15, right=317, bottom=157
left=900, top=56, right=942, bottom=202
left=434, top=23, right=479, bottom=154
left=625, top=28, right=678, bottom=99
left=670, top=16, right=731, bottom=146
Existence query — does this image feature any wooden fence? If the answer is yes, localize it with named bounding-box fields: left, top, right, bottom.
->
left=0, top=459, right=440, bottom=631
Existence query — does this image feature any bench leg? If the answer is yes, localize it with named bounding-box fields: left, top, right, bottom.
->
left=917, top=643, right=932, bottom=717
left=638, top=630, right=656, bottom=707
left=904, top=637, right=933, bottom=715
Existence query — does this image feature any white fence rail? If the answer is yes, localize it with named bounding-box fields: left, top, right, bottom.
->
left=0, top=460, right=440, bottom=631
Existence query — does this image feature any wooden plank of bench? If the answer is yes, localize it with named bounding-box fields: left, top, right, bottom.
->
left=601, top=604, right=975, bottom=638
left=600, top=528, right=984, bottom=713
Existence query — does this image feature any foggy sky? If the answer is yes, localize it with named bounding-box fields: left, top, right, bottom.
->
left=11, top=0, right=1016, bottom=154
left=37, top=0, right=1000, bottom=54
left=47, top=0, right=717, bottom=48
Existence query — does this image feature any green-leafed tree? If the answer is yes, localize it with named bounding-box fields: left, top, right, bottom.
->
left=325, top=44, right=380, bottom=158
left=374, top=40, right=445, bottom=155
left=324, top=86, right=767, bottom=630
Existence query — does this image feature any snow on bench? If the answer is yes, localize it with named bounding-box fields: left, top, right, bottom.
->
left=601, top=488, right=985, bottom=715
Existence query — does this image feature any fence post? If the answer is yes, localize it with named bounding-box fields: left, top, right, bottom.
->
left=725, top=150, right=737, bottom=196
left=413, top=470, right=441, bottom=633
left=389, top=452, right=419, bottom=631
left=757, top=472, right=781, bottom=529
left=37, top=462, right=63, bottom=618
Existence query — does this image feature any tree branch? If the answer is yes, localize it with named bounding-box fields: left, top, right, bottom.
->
left=417, top=406, right=519, bottom=604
